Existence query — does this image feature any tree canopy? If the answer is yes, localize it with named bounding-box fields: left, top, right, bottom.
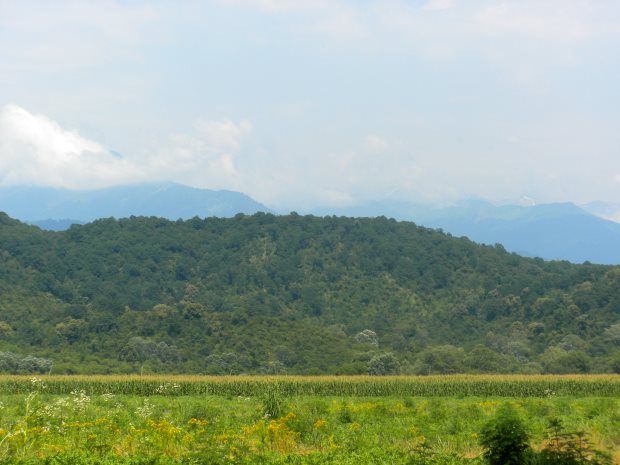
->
left=0, top=212, right=618, bottom=374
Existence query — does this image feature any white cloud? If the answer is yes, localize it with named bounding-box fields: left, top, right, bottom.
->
left=146, top=120, right=252, bottom=190
left=313, top=9, right=366, bottom=39
left=217, top=0, right=608, bottom=48
left=474, top=2, right=589, bottom=42
left=216, top=0, right=367, bottom=39
left=0, top=104, right=140, bottom=189
left=216, top=0, right=329, bottom=14
left=0, top=2, right=159, bottom=74
left=193, top=119, right=252, bottom=150
left=423, top=0, right=455, bottom=11
left=0, top=104, right=251, bottom=191
left=364, top=135, right=389, bottom=153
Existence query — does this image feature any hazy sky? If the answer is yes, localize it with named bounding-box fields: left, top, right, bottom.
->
left=1, top=0, right=619, bottom=209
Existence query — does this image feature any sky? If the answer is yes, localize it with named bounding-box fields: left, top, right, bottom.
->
left=0, top=0, right=619, bottom=210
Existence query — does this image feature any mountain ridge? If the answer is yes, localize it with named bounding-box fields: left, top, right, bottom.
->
left=2, top=183, right=619, bottom=264
left=0, top=182, right=270, bottom=223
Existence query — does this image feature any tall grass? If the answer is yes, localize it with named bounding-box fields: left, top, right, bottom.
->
left=0, top=375, right=617, bottom=397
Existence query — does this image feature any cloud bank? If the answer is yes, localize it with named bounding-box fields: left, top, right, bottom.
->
left=0, top=104, right=137, bottom=189
left=2, top=102, right=619, bottom=211
left=0, top=104, right=251, bottom=191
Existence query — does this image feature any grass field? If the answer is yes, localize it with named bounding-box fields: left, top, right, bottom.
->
left=0, top=375, right=617, bottom=464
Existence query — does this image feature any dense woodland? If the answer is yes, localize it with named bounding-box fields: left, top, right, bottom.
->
left=0, top=212, right=618, bottom=375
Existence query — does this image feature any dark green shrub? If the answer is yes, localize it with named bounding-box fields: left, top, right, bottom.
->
left=479, top=405, right=532, bottom=465
left=337, top=401, right=353, bottom=423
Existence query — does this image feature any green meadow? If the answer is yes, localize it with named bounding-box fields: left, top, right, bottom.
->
left=0, top=376, right=617, bottom=464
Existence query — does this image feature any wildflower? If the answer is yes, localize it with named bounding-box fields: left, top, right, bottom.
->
left=242, top=421, right=264, bottom=435
left=187, top=418, right=209, bottom=427
left=26, top=426, right=49, bottom=435
left=70, top=390, right=91, bottom=413
left=313, top=419, right=327, bottom=429
left=155, top=382, right=181, bottom=394
left=135, top=399, right=154, bottom=418
left=147, top=419, right=181, bottom=436
left=29, top=377, right=46, bottom=390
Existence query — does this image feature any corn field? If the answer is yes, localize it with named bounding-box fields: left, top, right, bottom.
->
left=1, top=374, right=618, bottom=397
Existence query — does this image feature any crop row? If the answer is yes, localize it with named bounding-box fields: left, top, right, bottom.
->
left=0, top=375, right=618, bottom=397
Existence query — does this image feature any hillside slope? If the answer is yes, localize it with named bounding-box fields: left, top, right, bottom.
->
left=0, top=213, right=618, bottom=374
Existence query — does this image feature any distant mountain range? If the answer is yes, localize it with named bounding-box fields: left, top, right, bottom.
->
left=0, top=183, right=270, bottom=230
left=0, top=184, right=618, bottom=264
left=310, top=199, right=620, bottom=265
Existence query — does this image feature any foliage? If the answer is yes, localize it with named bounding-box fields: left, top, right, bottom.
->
left=538, top=418, right=612, bottom=465
left=261, top=383, right=286, bottom=418
left=367, top=353, right=400, bottom=375
left=355, top=330, right=379, bottom=346
left=0, top=352, right=52, bottom=374
left=0, top=212, right=619, bottom=374
left=414, top=346, right=465, bottom=375
left=479, top=406, right=531, bottom=465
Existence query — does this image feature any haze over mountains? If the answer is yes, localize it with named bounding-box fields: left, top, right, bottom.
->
left=582, top=201, right=620, bottom=224
left=0, top=183, right=269, bottom=226
left=1, top=183, right=619, bottom=265
left=313, top=199, right=620, bottom=265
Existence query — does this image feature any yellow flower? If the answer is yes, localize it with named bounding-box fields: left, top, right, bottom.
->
left=391, top=402, right=407, bottom=413
left=242, top=421, right=264, bottom=434
left=313, top=419, right=327, bottom=429
left=26, top=426, right=49, bottom=435
left=147, top=419, right=181, bottom=436
left=349, top=422, right=361, bottom=431
left=187, top=418, right=209, bottom=427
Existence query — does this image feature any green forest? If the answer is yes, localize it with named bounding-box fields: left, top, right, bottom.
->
left=0, top=212, right=618, bottom=375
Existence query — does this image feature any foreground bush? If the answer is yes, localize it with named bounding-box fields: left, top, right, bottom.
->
left=479, top=406, right=532, bottom=465
left=479, top=410, right=613, bottom=465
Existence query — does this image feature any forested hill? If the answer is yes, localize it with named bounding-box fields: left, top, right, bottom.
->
left=0, top=212, right=618, bottom=375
